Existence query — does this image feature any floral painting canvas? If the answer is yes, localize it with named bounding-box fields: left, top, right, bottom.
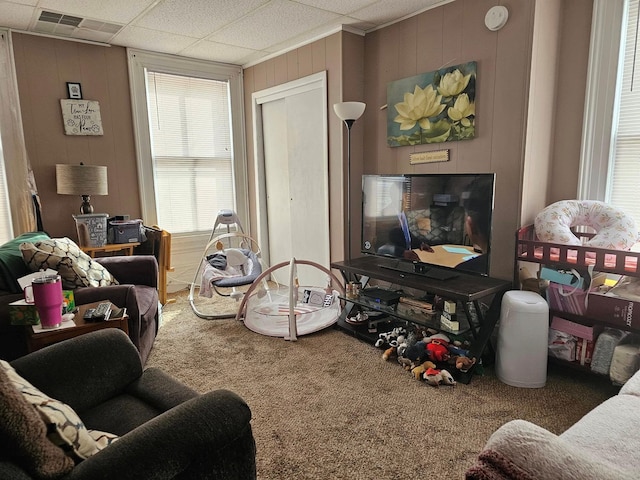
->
left=387, top=61, right=476, bottom=146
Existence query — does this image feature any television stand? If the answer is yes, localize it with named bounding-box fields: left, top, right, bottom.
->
left=378, top=262, right=459, bottom=280
left=331, top=255, right=512, bottom=384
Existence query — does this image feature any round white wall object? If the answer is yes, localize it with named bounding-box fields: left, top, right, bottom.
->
left=485, top=6, right=509, bottom=31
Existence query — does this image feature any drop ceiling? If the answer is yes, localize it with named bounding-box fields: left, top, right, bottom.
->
left=0, top=0, right=453, bottom=67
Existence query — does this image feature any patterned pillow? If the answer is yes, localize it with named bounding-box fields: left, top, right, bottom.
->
left=0, top=365, right=74, bottom=478
left=0, top=360, right=100, bottom=461
left=20, top=237, right=119, bottom=289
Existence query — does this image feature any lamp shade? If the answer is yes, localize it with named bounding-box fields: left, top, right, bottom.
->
left=56, top=164, right=108, bottom=196
left=333, top=102, right=366, bottom=121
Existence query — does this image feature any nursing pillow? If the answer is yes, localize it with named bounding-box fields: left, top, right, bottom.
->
left=534, top=200, right=638, bottom=250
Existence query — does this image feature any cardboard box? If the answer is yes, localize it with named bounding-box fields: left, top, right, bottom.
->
left=9, top=299, right=40, bottom=325
left=550, top=316, right=602, bottom=342
left=575, top=337, right=595, bottom=366
left=586, top=276, right=640, bottom=329
left=63, top=290, right=75, bottom=314
left=587, top=294, right=640, bottom=329
left=440, top=314, right=459, bottom=331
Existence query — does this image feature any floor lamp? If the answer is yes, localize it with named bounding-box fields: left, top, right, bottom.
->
left=333, top=101, right=366, bottom=261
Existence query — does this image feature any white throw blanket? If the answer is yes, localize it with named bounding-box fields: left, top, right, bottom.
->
left=199, top=258, right=255, bottom=298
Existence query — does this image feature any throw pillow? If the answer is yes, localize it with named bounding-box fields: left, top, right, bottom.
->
left=0, top=366, right=74, bottom=479
left=19, top=237, right=119, bottom=289
left=88, top=430, right=119, bottom=451
left=0, top=360, right=99, bottom=461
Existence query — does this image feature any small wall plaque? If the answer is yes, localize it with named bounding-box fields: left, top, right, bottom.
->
left=60, top=99, right=104, bottom=136
left=409, top=149, right=449, bottom=164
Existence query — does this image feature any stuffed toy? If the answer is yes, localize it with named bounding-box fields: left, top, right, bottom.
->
left=374, top=327, right=407, bottom=349
left=404, top=340, right=429, bottom=364
left=382, top=346, right=398, bottom=361
left=423, top=368, right=457, bottom=387
left=451, top=355, right=476, bottom=373
left=425, top=333, right=451, bottom=363
left=411, top=361, right=436, bottom=380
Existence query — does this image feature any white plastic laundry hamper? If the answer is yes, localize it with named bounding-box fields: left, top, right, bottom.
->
left=495, top=290, right=549, bottom=388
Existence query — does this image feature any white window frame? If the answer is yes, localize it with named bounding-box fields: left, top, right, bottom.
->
left=127, top=49, right=248, bottom=233
left=579, top=0, right=627, bottom=200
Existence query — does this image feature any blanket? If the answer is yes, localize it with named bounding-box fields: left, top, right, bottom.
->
left=199, top=257, right=256, bottom=298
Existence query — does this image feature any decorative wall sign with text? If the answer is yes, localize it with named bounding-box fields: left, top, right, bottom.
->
left=387, top=61, right=476, bottom=146
left=60, top=99, right=104, bottom=136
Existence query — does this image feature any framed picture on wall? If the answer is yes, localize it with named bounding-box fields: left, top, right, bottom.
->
left=66, top=82, right=82, bottom=99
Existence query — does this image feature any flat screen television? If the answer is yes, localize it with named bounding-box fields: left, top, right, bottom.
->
left=361, top=173, right=495, bottom=276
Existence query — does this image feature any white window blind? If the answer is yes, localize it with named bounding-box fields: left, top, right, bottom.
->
left=146, top=71, right=234, bottom=234
left=609, top=0, right=640, bottom=227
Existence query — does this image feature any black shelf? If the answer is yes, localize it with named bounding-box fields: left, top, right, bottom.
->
left=331, top=256, right=512, bottom=384
left=338, top=294, right=472, bottom=336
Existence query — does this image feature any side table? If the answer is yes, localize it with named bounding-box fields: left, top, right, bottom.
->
left=25, top=302, right=129, bottom=353
left=81, top=242, right=140, bottom=258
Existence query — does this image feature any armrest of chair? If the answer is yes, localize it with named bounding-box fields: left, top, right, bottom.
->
left=73, top=284, right=132, bottom=308
left=466, top=419, right=632, bottom=480
left=68, top=390, right=256, bottom=480
left=96, top=255, right=158, bottom=289
left=125, top=367, right=199, bottom=411
left=10, top=329, right=142, bottom=412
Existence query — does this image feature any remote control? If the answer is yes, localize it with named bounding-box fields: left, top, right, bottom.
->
left=93, top=302, right=112, bottom=321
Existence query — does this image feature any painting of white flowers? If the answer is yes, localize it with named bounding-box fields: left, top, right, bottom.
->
left=387, top=61, right=476, bottom=146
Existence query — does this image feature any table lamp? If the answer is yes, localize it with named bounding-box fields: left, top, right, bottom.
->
left=56, top=163, right=108, bottom=214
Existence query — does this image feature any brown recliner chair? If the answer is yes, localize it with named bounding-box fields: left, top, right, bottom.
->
left=0, top=232, right=159, bottom=364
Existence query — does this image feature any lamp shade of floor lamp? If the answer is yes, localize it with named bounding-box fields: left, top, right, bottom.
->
left=333, top=101, right=366, bottom=260
left=56, top=163, right=108, bottom=214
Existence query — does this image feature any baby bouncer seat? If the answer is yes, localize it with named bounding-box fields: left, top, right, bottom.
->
left=189, top=210, right=264, bottom=319
left=235, top=258, right=345, bottom=341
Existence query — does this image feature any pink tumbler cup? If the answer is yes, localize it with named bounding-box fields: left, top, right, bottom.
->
left=24, top=275, right=63, bottom=329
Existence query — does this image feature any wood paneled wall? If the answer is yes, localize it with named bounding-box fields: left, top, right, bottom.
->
left=12, top=33, right=140, bottom=239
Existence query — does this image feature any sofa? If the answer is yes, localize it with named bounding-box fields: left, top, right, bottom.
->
left=0, top=232, right=159, bottom=363
left=0, top=328, right=257, bottom=479
left=465, top=370, right=640, bottom=480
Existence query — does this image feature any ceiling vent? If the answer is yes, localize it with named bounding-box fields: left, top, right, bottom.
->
left=33, top=10, right=122, bottom=41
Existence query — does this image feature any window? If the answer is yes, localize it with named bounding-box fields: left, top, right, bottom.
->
left=581, top=0, right=640, bottom=228
left=146, top=72, right=234, bottom=234
left=608, top=0, right=640, bottom=224
left=127, top=49, right=247, bottom=236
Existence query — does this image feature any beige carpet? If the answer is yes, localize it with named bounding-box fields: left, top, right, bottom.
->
left=147, top=289, right=619, bottom=479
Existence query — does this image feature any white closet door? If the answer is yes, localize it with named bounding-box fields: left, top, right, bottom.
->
left=257, top=74, right=329, bottom=286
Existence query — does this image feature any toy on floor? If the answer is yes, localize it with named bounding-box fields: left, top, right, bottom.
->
left=451, top=355, right=476, bottom=373
left=411, top=361, right=436, bottom=380
left=425, top=333, right=451, bottom=363
left=423, top=368, right=457, bottom=387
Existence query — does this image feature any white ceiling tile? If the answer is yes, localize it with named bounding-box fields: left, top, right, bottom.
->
left=38, top=0, right=152, bottom=24
left=180, top=39, right=258, bottom=64
left=135, top=0, right=268, bottom=38
left=0, top=0, right=453, bottom=65
left=351, top=0, right=444, bottom=25
left=111, top=25, right=198, bottom=54
left=207, top=0, right=339, bottom=50
left=292, top=0, right=378, bottom=16
left=0, top=2, right=34, bottom=30
left=74, top=29, right=115, bottom=43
